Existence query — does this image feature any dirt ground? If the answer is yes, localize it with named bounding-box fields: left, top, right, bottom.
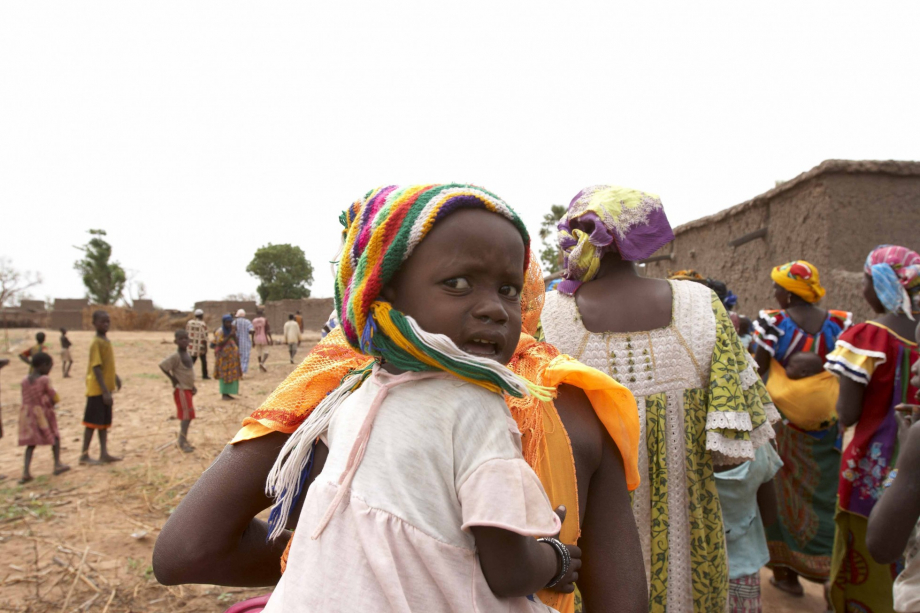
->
left=0, top=329, right=831, bottom=612
left=0, top=329, right=317, bottom=613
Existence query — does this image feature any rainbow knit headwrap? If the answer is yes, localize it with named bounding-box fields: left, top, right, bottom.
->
left=334, top=184, right=541, bottom=398
left=265, top=184, right=543, bottom=538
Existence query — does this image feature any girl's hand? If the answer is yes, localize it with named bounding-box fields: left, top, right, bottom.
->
left=547, top=506, right=583, bottom=594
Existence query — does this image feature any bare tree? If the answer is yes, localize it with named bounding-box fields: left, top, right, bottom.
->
left=0, top=257, right=43, bottom=307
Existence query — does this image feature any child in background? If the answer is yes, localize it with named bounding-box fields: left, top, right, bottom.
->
left=60, top=328, right=73, bottom=378
left=159, top=329, right=197, bottom=453
left=282, top=314, right=300, bottom=363
left=18, top=352, right=70, bottom=483
left=80, top=310, right=122, bottom=465
left=252, top=310, right=272, bottom=373
left=19, top=331, right=50, bottom=373
left=714, top=443, right=783, bottom=612
left=0, top=358, right=10, bottom=482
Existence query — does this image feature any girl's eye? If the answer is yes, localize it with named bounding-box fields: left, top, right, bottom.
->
left=500, top=285, right=520, bottom=298
left=444, top=278, right=471, bottom=290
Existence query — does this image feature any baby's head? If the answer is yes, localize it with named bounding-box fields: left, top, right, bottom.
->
left=336, top=185, right=530, bottom=373
left=738, top=316, right=752, bottom=336
left=786, top=352, right=824, bottom=380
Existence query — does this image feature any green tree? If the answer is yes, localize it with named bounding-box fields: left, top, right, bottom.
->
left=538, top=204, right=567, bottom=275
left=246, top=243, right=314, bottom=303
left=74, top=229, right=126, bottom=305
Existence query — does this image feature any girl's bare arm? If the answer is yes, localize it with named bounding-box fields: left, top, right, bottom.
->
left=153, top=433, right=327, bottom=587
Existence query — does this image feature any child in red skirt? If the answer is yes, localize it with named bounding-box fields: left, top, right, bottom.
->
left=160, top=329, right=197, bottom=453
left=19, top=352, right=70, bottom=483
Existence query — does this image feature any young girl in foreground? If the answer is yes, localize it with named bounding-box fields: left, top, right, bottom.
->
left=262, top=185, right=579, bottom=612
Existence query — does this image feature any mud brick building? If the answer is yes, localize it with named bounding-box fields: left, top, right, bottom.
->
left=643, top=160, right=920, bottom=321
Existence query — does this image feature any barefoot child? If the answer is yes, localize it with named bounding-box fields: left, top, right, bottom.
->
left=18, top=352, right=70, bottom=483
left=59, top=328, right=73, bottom=378
left=80, top=310, right=122, bottom=465
left=19, top=331, right=50, bottom=374
left=160, top=330, right=197, bottom=452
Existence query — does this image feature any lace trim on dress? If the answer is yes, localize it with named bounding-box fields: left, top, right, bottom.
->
left=763, top=402, right=781, bottom=425
left=706, top=411, right=753, bottom=431
left=707, top=420, right=776, bottom=465
left=739, top=360, right=761, bottom=390
left=665, top=393, right=694, bottom=612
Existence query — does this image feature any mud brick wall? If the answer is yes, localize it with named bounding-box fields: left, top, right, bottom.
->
left=262, top=298, right=335, bottom=332
left=644, top=160, right=920, bottom=322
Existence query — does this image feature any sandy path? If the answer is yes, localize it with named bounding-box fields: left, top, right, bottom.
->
left=1, top=328, right=834, bottom=612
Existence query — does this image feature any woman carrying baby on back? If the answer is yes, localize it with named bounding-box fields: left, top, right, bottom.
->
left=752, top=260, right=850, bottom=601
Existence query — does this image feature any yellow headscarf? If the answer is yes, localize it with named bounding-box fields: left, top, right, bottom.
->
left=771, top=260, right=826, bottom=303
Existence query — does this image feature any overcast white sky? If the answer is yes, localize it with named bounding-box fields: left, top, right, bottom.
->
left=2, top=2, right=919, bottom=310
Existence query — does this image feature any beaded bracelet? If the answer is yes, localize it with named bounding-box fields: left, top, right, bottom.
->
left=537, top=537, right=571, bottom=588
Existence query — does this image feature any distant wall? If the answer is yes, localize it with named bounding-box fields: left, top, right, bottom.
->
left=261, top=298, right=334, bottom=332
left=19, top=300, right=46, bottom=312
left=192, top=298, right=334, bottom=333
left=50, top=310, right=84, bottom=331
left=132, top=299, right=155, bottom=313
left=54, top=299, right=89, bottom=311
left=193, top=301, right=259, bottom=325
left=644, top=160, right=920, bottom=322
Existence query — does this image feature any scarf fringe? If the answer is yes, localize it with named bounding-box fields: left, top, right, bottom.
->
left=264, top=366, right=371, bottom=541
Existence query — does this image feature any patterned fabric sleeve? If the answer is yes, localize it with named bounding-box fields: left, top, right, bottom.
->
left=707, top=294, right=779, bottom=465
left=752, top=309, right=785, bottom=356
left=828, top=310, right=854, bottom=334
left=824, top=322, right=888, bottom=386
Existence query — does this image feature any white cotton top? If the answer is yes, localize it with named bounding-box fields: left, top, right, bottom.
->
left=263, top=367, right=562, bottom=613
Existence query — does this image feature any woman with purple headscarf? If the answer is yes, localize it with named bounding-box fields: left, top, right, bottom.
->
left=541, top=185, right=778, bottom=613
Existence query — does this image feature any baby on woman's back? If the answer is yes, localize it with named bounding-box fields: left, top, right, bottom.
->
left=785, top=352, right=825, bottom=380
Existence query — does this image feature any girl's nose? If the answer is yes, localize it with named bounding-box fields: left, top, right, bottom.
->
left=471, top=292, right=509, bottom=325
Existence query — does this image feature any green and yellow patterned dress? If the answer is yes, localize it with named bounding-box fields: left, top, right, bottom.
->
left=542, top=279, right=777, bottom=613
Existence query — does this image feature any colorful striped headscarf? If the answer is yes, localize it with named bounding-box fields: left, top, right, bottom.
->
left=334, top=183, right=542, bottom=397
left=865, top=245, right=920, bottom=320
left=557, top=185, right=674, bottom=295
left=265, top=184, right=543, bottom=538
left=771, top=260, right=826, bottom=304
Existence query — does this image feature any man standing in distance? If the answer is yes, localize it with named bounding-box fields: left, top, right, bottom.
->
left=186, top=309, right=211, bottom=380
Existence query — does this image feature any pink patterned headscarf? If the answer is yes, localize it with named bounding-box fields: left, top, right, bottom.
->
left=865, top=245, right=920, bottom=319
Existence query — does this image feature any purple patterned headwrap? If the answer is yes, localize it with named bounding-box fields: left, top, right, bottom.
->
left=556, top=185, right=674, bottom=295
